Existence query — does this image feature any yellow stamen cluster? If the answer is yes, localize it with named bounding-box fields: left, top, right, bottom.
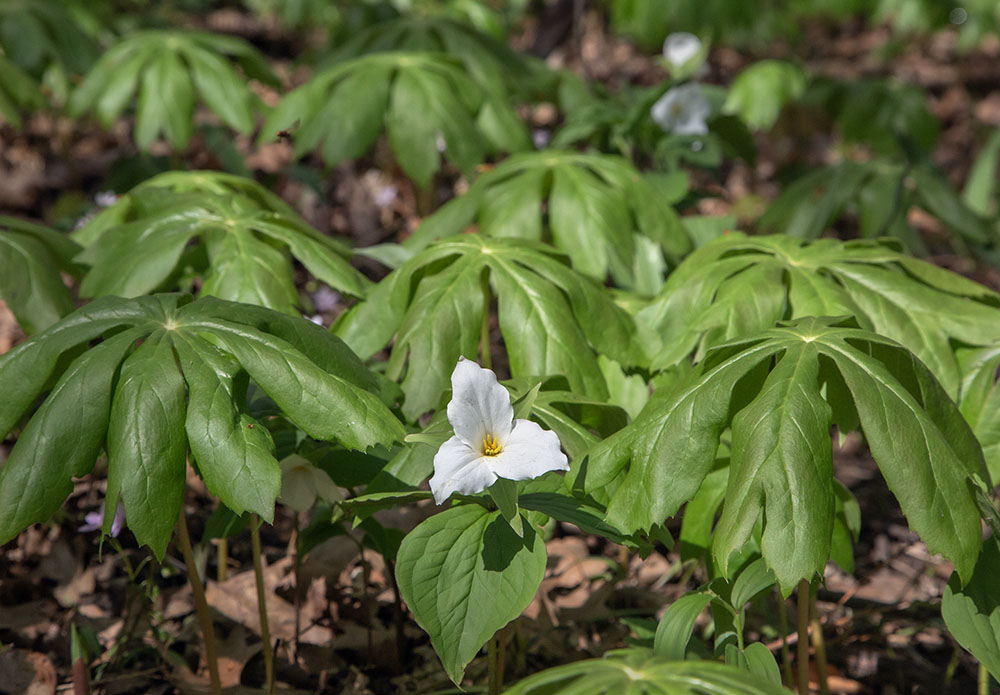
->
left=482, top=433, right=502, bottom=456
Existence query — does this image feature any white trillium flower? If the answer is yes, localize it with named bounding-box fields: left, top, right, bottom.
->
left=429, top=358, right=569, bottom=505
left=279, top=454, right=344, bottom=512
left=651, top=83, right=711, bottom=135
left=662, top=32, right=702, bottom=70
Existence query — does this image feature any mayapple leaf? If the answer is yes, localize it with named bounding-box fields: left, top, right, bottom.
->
left=586, top=316, right=987, bottom=590
left=502, top=649, right=787, bottom=695
left=640, top=233, right=1000, bottom=398
left=69, top=29, right=276, bottom=150
left=336, top=235, right=645, bottom=420
left=942, top=535, right=1000, bottom=680
left=407, top=150, right=690, bottom=292
left=0, top=217, right=80, bottom=334
left=0, top=56, right=45, bottom=128
left=263, top=52, right=525, bottom=188
left=0, top=294, right=403, bottom=557
left=395, top=504, right=546, bottom=684
left=73, top=171, right=369, bottom=313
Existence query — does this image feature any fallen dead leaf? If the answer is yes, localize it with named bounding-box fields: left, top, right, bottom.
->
left=0, top=650, right=56, bottom=695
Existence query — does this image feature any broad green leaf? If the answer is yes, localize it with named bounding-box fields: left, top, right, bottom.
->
left=0, top=329, right=141, bottom=544
left=723, top=60, right=806, bottom=131
left=503, top=649, right=788, bottom=695
left=587, top=317, right=987, bottom=588
left=713, top=344, right=833, bottom=586
left=74, top=172, right=368, bottom=313
left=0, top=294, right=401, bottom=552
left=639, top=233, right=1000, bottom=397
left=0, top=218, right=79, bottom=333
left=406, top=151, right=689, bottom=291
left=395, top=505, right=546, bottom=683
left=958, top=345, right=1000, bottom=482
left=653, top=592, right=714, bottom=660
left=337, top=235, right=643, bottom=420
left=105, top=333, right=188, bottom=559
left=942, top=536, right=1000, bottom=679
left=963, top=128, right=1000, bottom=217
left=70, top=29, right=275, bottom=151
left=175, top=334, right=279, bottom=522
left=0, top=55, right=44, bottom=127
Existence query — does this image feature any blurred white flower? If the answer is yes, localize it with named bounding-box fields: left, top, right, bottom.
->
left=663, top=32, right=702, bottom=69
left=312, top=286, right=341, bottom=312
left=429, top=358, right=568, bottom=504
left=651, top=83, right=710, bottom=135
left=279, top=454, right=343, bottom=512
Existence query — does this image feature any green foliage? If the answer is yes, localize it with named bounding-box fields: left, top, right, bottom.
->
left=723, top=60, right=806, bottom=131
left=72, top=171, right=369, bottom=313
left=942, top=535, right=1000, bottom=679
left=335, top=234, right=645, bottom=419
left=0, top=294, right=404, bottom=558
left=68, top=29, right=277, bottom=151
left=0, top=217, right=80, bottom=334
left=406, top=150, right=691, bottom=292
left=0, top=56, right=45, bottom=127
left=395, top=504, right=546, bottom=683
left=640, top=234, right=1000, bottom=398
left=503, top=648, right=788, bottom=695
left=759, top=158, right=995, bottom=252
left=322, top=14, right=534, bottom=95
left=583, top=316, right=988, bottom=591
left=0, top=0, right=99, bottom=77
left=964, top=127, right=1000, bottom=218
left=264, top=51, right=528, bottom=188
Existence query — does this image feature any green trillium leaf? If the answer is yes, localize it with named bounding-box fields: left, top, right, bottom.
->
left=395, top=504, right=546, bottom=684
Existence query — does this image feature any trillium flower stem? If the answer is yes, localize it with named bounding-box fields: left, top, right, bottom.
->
left=176, top=509, right=222, bottom=695
left=251, top=513, right=276, bottom=695
left=487, top=626, right=507, bottom=695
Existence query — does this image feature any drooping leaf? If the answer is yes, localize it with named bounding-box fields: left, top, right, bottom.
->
left=942, top=535, right=1000, bottom=680
left=73, top=171, right=369, bottom=313
left=395, top=504, right=546, bottom=683
left=639, top=233, right=1000, bottom=398
left=69, top=29, right=277, bottom=151
left=585, top=317, right=987, bottom=590
left=0, top=294, right=403, bottom=556
left=407, top=151, right=690, bottom=291
left=503, top=649, right=788, bottom=695
left=0, top=217, right=80, bottom=334
left=336, top=235, right=645, bottom=419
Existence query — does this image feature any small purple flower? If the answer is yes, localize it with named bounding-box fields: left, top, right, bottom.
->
left=79, top=500, right=126, bottom=537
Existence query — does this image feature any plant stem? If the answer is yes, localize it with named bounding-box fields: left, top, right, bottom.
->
left=250, top=514, right=275, bottom=695
left=487, top=626, right=507, bottom=695
left=217, top=538, right=228, bottom=582
left=980, top=663, right=989, bottom=695
left=480, top=272, right=492, bottom=370
left=292, top=512, right=301, bottom=664
left=809, top=591, right=829, bottom=695
left=777, top=588, right=794, bottom=689
left=176, top=509, right=222, bottom=695
left=796, top=578, right=810, bottom=695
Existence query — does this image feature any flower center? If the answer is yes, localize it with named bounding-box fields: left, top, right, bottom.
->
left=482, top=433, right=502, bottom=456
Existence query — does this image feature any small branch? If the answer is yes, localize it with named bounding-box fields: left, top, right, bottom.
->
left=250, top=514, right=275, bottom=695
left=217, top=538, right=228, bottom=583
left=810, top=591, right=830, bottom=695
left=176, top=509, right=222, bottom=695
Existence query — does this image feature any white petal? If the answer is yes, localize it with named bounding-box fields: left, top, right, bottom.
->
left=663, top=32, right=701, bottom=68
left=446, top=358, right=513, bottom=450
left=488, top=419, right=568, bottom=482
left=280, top=467, right=317, bottom=512
left=650, top=91, right=677, bottom=131
left=311, top=468, right=344, bottom=505
left=429, top=435, right=498, bottom=504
